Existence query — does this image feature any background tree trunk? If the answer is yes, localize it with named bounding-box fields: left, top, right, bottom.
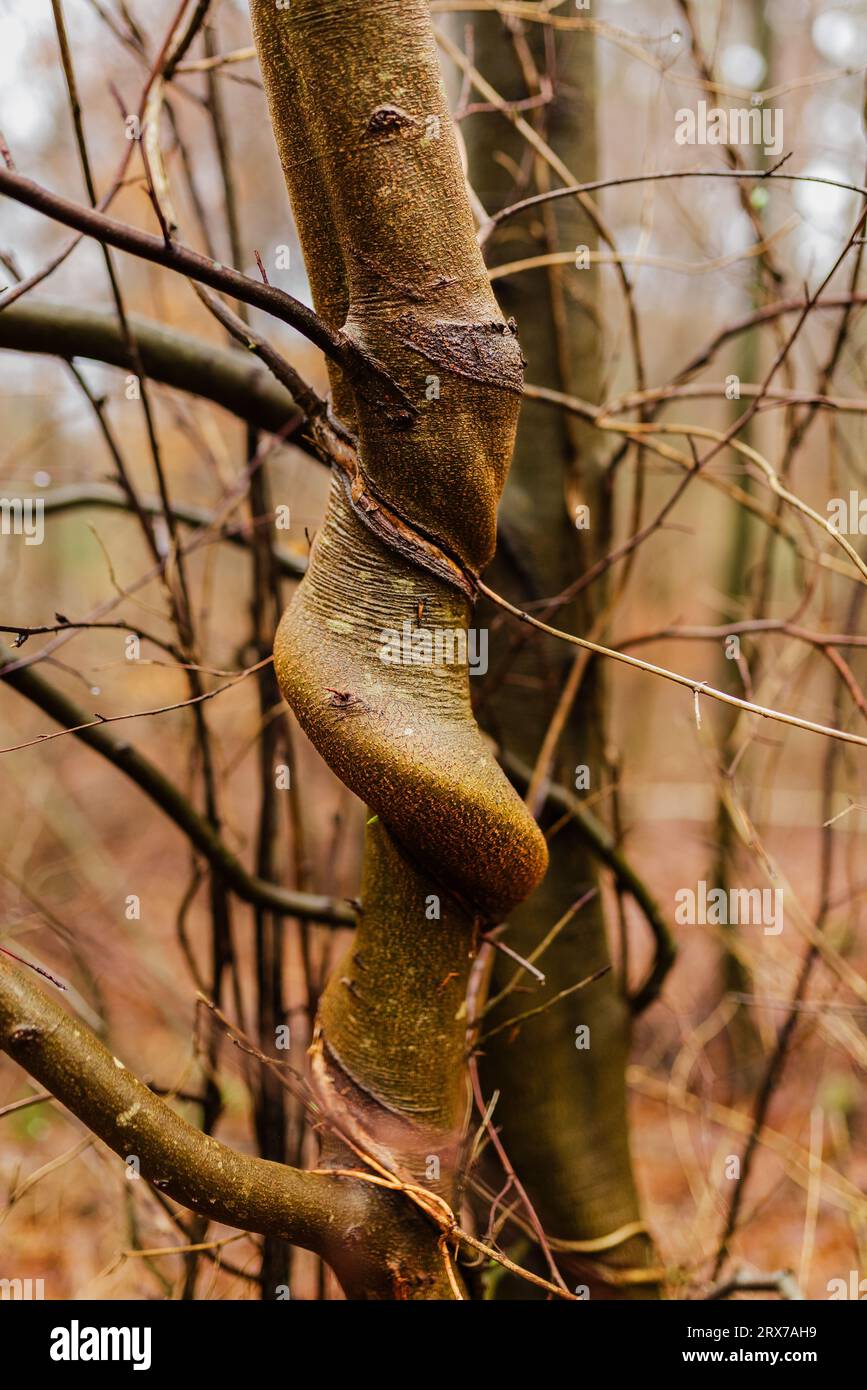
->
left=451, top=8, right=662, bottom=1297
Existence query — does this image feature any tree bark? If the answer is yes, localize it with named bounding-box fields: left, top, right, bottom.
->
left=251, top=0, right=547, bottom=1296
left=454, top=8, right=663, bottom=1297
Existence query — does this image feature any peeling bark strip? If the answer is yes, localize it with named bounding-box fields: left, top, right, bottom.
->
left=251, top=0, right=547, bottom=1295
left=336, top=470, right=477, bottom=600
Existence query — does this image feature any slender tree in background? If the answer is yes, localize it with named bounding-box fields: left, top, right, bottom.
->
left=453, top=10, right=663, bottom=1296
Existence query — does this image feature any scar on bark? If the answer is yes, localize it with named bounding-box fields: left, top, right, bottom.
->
left=364, top=105, right=419, bottom=141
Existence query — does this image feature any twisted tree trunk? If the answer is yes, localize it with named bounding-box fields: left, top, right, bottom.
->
left=253, top=0, right=547, bottom=1296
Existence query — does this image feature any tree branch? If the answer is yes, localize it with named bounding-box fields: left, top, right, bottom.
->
left=0, top=958, right=352, bottom=1247
left=0, top=165, right=414, bottom=423
left=0, top=643, right=353, bottom=925
left=479, top=583, right=867, bottom=749
left=37, top=481, right=306, bottom=579
left=500, top=750, right=676, bottom=1012
left=0, top=299, right=302, bottom=438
